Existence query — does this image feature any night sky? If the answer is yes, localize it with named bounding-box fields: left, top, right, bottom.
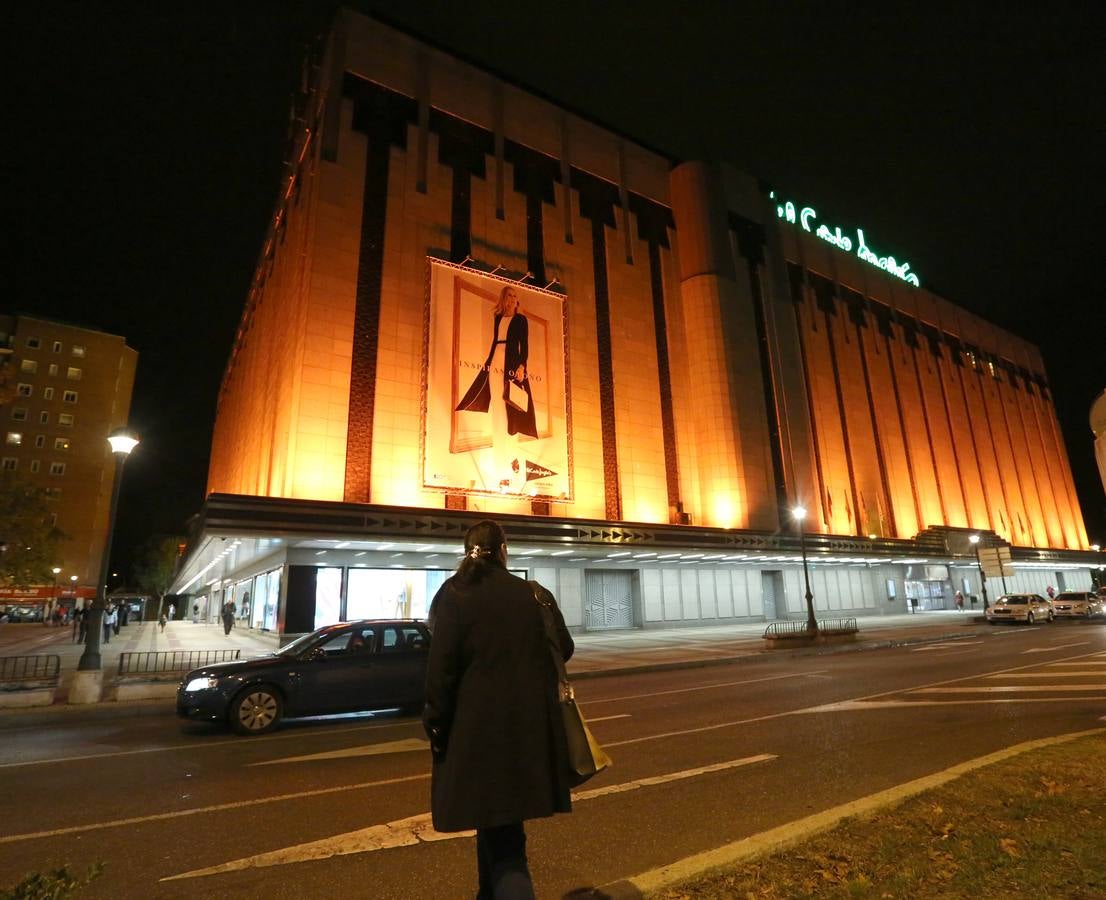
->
left=10, top=2, right=1105, bottom=577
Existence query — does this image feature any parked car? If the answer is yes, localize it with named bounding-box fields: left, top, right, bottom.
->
left=986, top=594, right=1054, bottom=625
left=1051, top=591, right=1104, bottom=620
left=176, top=619, right=431, bottom=735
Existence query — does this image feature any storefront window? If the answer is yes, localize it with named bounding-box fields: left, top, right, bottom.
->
left=315, top=567, right=343, bottom=629
left=346, top=569, right=448, bottom=621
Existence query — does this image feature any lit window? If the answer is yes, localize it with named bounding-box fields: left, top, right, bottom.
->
left=26, top=337, right=40, bottom=349
left=72, top=345, right=86, bottom=358
left=44, top=487, right=61, bottom=498
left=5, top=432, right=22, bottom=445
left=63, top=391, right=78, bottom=404
left=11, top=408, right=28, bottom=422
left=39, top=411, right=49, bottom=424
left=58, top=413, right=74, bottom=427
left=29, top=460, right=40, bottom=473
left=17, top=383, right=32, bottom=397
left=35, top=435, right=46, bottom=448
left=49, top=462, right=66, bottom=476
left=54, top=438, right=70, bottom=451
left=43, top=387, right=54, bottom=401
left=52, top=341, right=62, bottom=353
left=2, top=458, right=17, bottom=471
left=48, top=364, right=58, bottom=376
left=20, top=359, right=37, bottom=373
left=66, top=367, right=82, bottom=381
left=49, top=512, right=58, bottom=527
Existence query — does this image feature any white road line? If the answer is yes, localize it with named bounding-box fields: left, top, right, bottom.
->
left=1023, top=642, right=1090, bottom=653
left=1046, top=662, right=1106, bottom=667
left=985, top=672, right=1106, bottom=678
left=910, top=685, right=1106, bottom=694
left=582, top=670, right=827, bottom=706
left=584, top=714, right=631, bottom=723
left=161, top=754, right=777, bottom=881
left=0, top=773, right=431, bottom=845
left=809, top=696, right=1106, bottom=712
left=910, top=642, right=982, bottom=652
left=0, top=717, right=419, bottom=769
left=250, top=738, right=429, bottom=766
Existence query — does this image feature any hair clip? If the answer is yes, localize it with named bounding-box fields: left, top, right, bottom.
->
left=468, top=544, right=482, bottom=560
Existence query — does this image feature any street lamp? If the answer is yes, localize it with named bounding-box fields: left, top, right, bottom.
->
left=792, top=505, right=817, bottom=633
left=49, top=567, right=61, bottom=625
left=72, top=428, right=139, bottom=700
left=969, top=534, right=989, bottom=611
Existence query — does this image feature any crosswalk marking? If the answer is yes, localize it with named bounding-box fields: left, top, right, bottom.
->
left=1022, top=642, right=1090, bottom=653
left=161, top=754, right=777, bottom=881
left=910, top=641, right=982, bottom=652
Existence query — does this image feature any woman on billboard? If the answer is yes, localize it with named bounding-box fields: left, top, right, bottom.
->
left=455, top=285, right=538, bottom=439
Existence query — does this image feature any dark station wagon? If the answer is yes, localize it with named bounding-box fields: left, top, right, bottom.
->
left=177, top=619, right=430, bottom=734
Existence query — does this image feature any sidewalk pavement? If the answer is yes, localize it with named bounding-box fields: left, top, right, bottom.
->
left=0, top=610, right=985, bottom=707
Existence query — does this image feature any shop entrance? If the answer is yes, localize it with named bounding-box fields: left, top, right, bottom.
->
left=761, top=571, right=782, bottom=620
left=584, top=570, right=635, bottom=631
left=904, top=579, right=951, bottom=611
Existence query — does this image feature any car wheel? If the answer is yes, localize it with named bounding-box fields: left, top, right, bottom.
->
left=231, top=686, right=283, bottom=735
left=1026, top=612, right=1035, bottom=626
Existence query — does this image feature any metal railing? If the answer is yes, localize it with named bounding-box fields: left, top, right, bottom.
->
left=764, top=617, right=858, bottom=638
left=0, top=654, right=61, bottom=683
left=117, top=649, right=241, bottom=676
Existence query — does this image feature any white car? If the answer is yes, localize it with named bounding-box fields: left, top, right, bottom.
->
left=1051, top=591, right=1103, bottom=620
left=986, top=594, right=1054, bottom=625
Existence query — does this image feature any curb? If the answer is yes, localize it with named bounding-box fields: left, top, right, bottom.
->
left=600, top=726, right=1106, bottom=898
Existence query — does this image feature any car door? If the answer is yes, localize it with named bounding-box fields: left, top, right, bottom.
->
left=292, top=626, right=377, bottom=715
left=371, top=624, right=431, bottom=707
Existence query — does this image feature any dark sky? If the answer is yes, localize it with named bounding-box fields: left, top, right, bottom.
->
left=9, top=2, right=1105, bottom=576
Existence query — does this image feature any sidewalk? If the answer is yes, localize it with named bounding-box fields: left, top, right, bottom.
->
left=0, top=610, right=984, bottom=707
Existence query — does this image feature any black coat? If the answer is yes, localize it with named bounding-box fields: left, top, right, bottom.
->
left=423, top=566, right=574, bottom=832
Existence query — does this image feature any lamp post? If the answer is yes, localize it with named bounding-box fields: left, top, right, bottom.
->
left=74, top=428, right=138, bottom=687
left=792, top=505, right=817, bottom=633
left=49, top=567, right=61, bottom=625
left=969, top=533, right=989, bottom=611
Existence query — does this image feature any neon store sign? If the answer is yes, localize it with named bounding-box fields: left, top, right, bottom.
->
left=770, top=192, right=921, bottom=287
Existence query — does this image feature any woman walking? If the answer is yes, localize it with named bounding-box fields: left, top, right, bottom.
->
left=424, top=519, right=574, bottom=899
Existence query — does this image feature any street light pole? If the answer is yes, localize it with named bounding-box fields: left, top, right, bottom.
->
left=969, top=533, right=989, bottom=611
left=792, top=506, right=817, bottom=633
left=73, top=429, right=138, bottom=686
left=49, top=566, right=61, bottom=625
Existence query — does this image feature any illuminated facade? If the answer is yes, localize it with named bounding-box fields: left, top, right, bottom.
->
left=177, top=11, right=1097, bottom=636
left=1, top=314, right=137, bottom=616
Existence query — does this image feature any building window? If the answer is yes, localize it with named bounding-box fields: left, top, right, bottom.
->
left=48, top=363, right=58, bottom=377
left=11, top=408, right=28, bottom=422
left=49, top=512, right=58, bottom=527
left=35, top=435, right=46, bottom=448
left=72, top=345, right=86, bottom=358
left=43, top=387, right=54, bottom=401
left=49, top=462, right=66, bottom=476
left=63, top=390, right=78, bottom=404
left=54, top=438, right=70, bottom=451
left=58, top=413, right=74, bottom=427
left=5, top=432, right=22, bottom=446
left=20, top=359, right=37, bottom=374
left=30, top=460, right=40, bottom=474
left=39, top=411, right=49, bottom=424
left=66, top=367, right=82, bottom=381
left=26, top=337, right=40, bottom=349
left=17, top=383, right=33, bottom=397
left=2, top=458, right=17, bottom=471
left=52, top=341, right=62, bottom=353
left=44, top=487, right=61, bottom=498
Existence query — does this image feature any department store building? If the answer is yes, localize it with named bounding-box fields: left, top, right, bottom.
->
left=170, top=10, right=1100, bottom=639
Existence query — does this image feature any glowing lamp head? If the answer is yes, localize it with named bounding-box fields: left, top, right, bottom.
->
left=52, top=567, right=61, bottom=575
left=107, top=429, right=139, bottom=456
left=791, top=505, right=807, bottom=522
left=1092, top=543, right=1101, bottom=552
left=969, top=534, right=981, bottom=545
left=69, top=575, right=78, bottom=582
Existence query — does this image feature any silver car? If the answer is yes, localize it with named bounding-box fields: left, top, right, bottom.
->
left=1051, top=591, right=1103, bottom=619
left=986, top=594, right=1054, bottom=625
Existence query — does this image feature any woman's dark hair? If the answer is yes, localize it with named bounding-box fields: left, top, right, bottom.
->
left=455, top=519, right=506, bottom=585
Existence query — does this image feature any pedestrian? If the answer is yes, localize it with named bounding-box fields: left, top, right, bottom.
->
left=102, top=605, right=114, bottom=644
left=423, top=519, right=574, bottom=899
left=76, top=606, right=87, bottom=644
left=1046, top=586, right=1055, bottom=600
left=113, top=604, right=122, bottom=635
left=192, top=602, right=199, bottom=624
left=158, top=613, right=167, bottom=633
left=168, top=602, right=176, bottom=621
left=954, top=590, right=964, bottom=611
left=221, top=600, right=236, bottom=636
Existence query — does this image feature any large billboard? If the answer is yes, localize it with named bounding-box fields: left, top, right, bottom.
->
left=423, top=260, right=572, bottom=499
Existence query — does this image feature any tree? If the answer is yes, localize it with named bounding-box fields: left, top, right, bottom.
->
left=131, top=535, right=184, bottom=619
left=0, top=472, right=67, bottom=588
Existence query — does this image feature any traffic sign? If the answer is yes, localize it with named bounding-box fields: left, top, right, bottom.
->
left=976, top=546, right=1013, bottom=578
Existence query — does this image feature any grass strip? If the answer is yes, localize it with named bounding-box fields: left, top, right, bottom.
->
left=657, top=732, right=1106, bottom=898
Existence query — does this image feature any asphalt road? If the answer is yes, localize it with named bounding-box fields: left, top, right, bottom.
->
left=2, top=620, right=1105, bottom=898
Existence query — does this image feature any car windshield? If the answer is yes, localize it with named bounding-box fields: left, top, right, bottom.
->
left=1003, top=597, right=1028, bottom=605
left=277, top=631, right=328, bottom=657
left=1056, top=594, right=1086, bottom=601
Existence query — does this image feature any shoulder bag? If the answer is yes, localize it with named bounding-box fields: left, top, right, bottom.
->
left=530, top=582, right=611, bottom=786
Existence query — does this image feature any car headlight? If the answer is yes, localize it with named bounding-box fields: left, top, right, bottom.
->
left=184, top=677, right=220, bottom=692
